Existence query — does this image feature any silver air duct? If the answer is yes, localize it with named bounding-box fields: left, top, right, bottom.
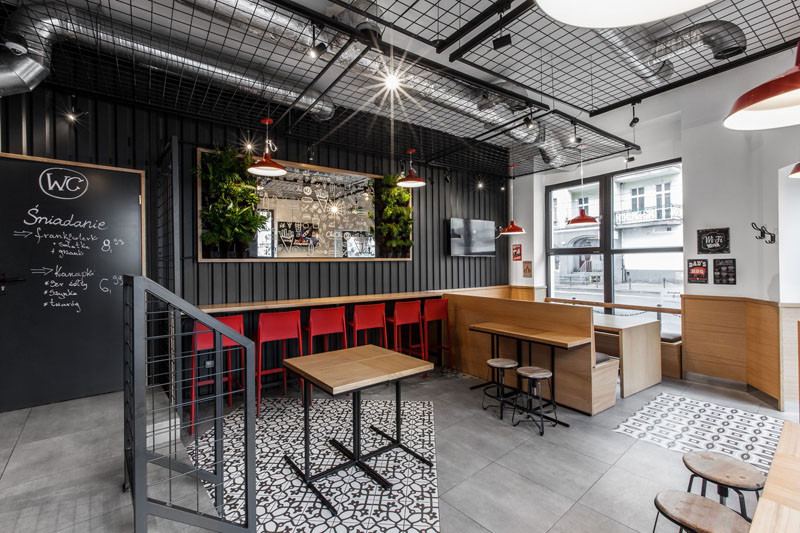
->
left=1, top=3, right=336, bottom=119
left=598, top=20, right=746, bottom=84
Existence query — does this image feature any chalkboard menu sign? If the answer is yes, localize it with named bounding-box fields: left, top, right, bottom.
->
left=697, top=228, right=730, bottom=254
left=0, top=154, right=144, bottom=412
left=714, top=258, right=737, bottom=285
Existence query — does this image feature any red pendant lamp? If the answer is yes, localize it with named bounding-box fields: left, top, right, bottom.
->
left=790, top=162, right=800, bottom=179
left=568, top=145, right=598, bottom=226
left=397, top=148, right=426, bottom=188
left=500, top=164, right=525, bottom=235
left=247, top=118, right=287, bottom=177
left=724, top=43, right=800, bottom=131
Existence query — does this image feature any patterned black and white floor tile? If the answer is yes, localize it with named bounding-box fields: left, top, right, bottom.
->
left=614, top=392, right=784, bottom=471
left=187, top=398, right=439, bottom=533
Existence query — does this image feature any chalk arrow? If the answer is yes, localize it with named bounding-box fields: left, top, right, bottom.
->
left=13, top=231, right=32, bottom=238
left=30, top=267, right=53, bottom=276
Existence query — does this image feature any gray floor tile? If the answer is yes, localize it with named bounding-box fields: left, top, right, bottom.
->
left=578, top=466, right=670, bottom=533
left=443, top=463, right=573, bottom=533
left=0, top=409, right=29, bottom=450
left=436, top=412, right=531, bottom=461
left=18, top=393, right=122, bottom=446
left=496, top=439, right=610, bottom=501
left=439, top=500, right=491, bottom=533
left=0, top=455, right=128, bottom=533
left=758, top=404, right=799, bottom=422
left=435, top=434, right=493, bottom=495
left=539, top=417, right=636, bottom=464
left=56, top=504, right=214, bottom=532
left=614, top=440, right=691, bottom=491
left=683, top=383, right=767, bottom=411
left=0, top=423, right=120, bottom=490
left=432, top=398, right=475, bottom=432
left=547, top=503, right=636, bottom=533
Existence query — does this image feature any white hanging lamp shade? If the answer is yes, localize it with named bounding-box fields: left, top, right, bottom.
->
left=536, top=0, right=718, bottom=29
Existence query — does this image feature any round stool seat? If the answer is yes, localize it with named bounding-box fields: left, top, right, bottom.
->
left=683, top=451, right=766, bottom=491
left=486, top=358, right=518, bottom=369
left=517, top=366, right=552, bottom=380
left=654, top=490, right=749, bottom=533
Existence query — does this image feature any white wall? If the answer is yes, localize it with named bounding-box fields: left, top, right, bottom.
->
left=514, top=48, right=800, bottom=302
left=779, top=164, right=800, bottom=302
left=507, top=176, right=536, bottom=285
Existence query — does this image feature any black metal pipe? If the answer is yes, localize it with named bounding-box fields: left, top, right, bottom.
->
left=449, top=0, right=536, bottom=63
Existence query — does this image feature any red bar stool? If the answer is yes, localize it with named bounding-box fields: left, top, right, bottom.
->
left=423, top=298, right=452, bottom=367
left=305, top=306, right=347, bottom=404
left=388, top=300, right=426, bottom=360
left=256, top=310, right=304, bottom=417
left=190, top=314, right=244, bottom=434
left=349, top=303, right=388, bottom=348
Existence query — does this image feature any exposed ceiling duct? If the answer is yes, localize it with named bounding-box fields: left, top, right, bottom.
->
left=0, top=2, right=337, bottom=118
left=598, top=20, right=746, bottom=84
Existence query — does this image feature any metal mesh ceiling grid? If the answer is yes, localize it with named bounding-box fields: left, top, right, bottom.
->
left=349, top=0, right=800, bottom=112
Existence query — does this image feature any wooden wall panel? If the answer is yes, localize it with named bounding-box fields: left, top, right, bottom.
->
left=747, top=302, right=780, bottom=400
left=1, top=86, right=509, bottom=306
left=682, top=296, right=748, bottom=382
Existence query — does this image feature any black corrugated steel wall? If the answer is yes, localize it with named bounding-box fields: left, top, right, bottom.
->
left=1, top=86, right=509, bottom=305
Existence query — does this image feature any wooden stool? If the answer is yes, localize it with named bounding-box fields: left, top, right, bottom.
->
left=512, top=366, right=557, bottom=436
left=653, top=490, right=750, bottom=533
left=683, top=450, right=765, bottom=521
left=481, top=358, right=518, bottom=420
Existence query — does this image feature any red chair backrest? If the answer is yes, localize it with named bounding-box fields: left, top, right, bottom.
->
left=309, top=306, right=347, bottom=337
left=353, top=303, right=386, bottom=330
left=194, top=315, right=245, bottom=351
left=258, top=310, right=303, bottom=343
left=424, top=298, right=449, bottom=322
left=393, top=300, right=421, bottom=326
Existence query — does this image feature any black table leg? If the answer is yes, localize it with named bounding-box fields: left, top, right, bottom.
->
left=369, top=381, right=433, bottom=466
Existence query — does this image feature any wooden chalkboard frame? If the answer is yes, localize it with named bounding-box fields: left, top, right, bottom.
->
left=0, top=152, right=146, bottom=274
left=195, top=147, right=412, bottom=263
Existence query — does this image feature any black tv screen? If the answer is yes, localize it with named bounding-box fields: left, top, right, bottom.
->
left=450, top=218, right=496, bottom=257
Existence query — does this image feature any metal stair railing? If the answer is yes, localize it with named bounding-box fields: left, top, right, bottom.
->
left=123, top=275, right=256, bottom=532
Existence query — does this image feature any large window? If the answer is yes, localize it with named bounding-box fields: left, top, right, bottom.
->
left=546, top=161, right=683, bottom=321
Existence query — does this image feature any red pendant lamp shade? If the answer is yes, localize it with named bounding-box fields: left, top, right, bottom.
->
left=724, top=43, right=800, bottom=131
left=568, top=208, right=597, bottom=226
left=248, top=118, right=287, bottom=177
left=790, top=162, right=800, bottom=179
left=397, top=148, right=426, bottom=188
left=500, top=164, right=525, bottom=235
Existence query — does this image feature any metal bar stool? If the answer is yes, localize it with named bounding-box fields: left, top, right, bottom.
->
left=481, top=358, right=518, bottom=420
left=653, top=490, right=750, bottom=533
left=512, top=366, right=557, bottom=436
left=683, top=450, right=765, bottom=521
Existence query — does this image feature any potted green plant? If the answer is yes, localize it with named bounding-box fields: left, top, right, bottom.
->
left=197, top=147, right=266, bottom=258
left=374, top=174, right=413, bottom=258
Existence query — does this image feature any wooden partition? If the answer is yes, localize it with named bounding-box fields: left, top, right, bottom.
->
left=682, top=295, right=781, bottom=403
left=444, top=293, right=618, bottom=415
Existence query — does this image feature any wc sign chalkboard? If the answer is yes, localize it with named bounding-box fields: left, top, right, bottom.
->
left=697, top=228, right=730, bottom=254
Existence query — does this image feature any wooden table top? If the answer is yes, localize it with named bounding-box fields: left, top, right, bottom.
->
left=751, top=421, right=800, bottom=532
left=282, top=344, right=434, bottom=396
left=199, top=291, right=444, bottom=314
left=468, top=322, right=592, bottom=349
left=593, top=313, right=659, bottom=333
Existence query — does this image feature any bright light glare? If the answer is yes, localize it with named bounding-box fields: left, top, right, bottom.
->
left=477, top=181, right=484, bottom=189
left=385, top=73, right=400, bottom=91
left=330, top=205, right=339, bottom=213
left=537, top=0, right=717, bottom=28
left=66, top=113, right=76, bottom=122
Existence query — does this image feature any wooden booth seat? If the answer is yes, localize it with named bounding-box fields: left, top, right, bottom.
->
left=445, top=293, right=619, bottom=415
left=660, top=326, right=683, bottom=380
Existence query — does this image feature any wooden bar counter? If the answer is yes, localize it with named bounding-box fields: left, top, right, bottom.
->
left=750, top=421, right=800, bottom=532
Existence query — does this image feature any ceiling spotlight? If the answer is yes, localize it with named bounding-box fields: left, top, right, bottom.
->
left=477, top=181, right=485, bottom=190
left=308, top=42, right=327, bottom=59
left=385, top=73, right=400, bottom=91
left=623, top=150, right=635, bottom=165
left=492, top=34, right=512, bottom=51
left=500, top=184, right=506, bottom=191
left=523, top=116, right=535, bottom=130
left=629, top=104, right=639, bottom=128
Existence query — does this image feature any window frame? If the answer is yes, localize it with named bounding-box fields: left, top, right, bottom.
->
left=545, top=158, right=683, bottom=313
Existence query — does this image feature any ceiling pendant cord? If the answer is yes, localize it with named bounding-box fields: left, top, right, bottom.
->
left=500, top=163, right=525, bottom=236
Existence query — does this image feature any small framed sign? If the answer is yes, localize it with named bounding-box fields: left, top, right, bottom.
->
left=697, top=228, right=730, bottom=254
left=688, top=259, right=708, bottom=284
left=713, top=258, right=737, bottom=285
left=512, top=244, right=522, bottom=261
left=522, top=260, right=532, bottom=278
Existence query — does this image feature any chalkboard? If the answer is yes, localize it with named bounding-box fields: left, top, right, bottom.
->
left=0, top=154, right=144, bottom=412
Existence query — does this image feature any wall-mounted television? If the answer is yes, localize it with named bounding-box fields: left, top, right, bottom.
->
left=450, top=218, right=496, bottom=257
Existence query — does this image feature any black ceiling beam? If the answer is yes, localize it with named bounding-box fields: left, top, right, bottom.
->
left=288, top=45, right=371, bottom=133
left=449, top=0, right=535, bottom=63
left=435, top=0, right=512, bottom=54
left=275, top=35, right=356, bottom=127
left=551, top=109, right=640, bottom=151
left=589, top=39, right=800, bottom=117
left=267, top=0, right=547, bottom=111
left=327, top=0, right=438, bottom=48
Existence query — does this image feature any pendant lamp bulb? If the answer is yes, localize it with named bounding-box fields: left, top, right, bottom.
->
left=247, top=117, right=286, bottom=176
